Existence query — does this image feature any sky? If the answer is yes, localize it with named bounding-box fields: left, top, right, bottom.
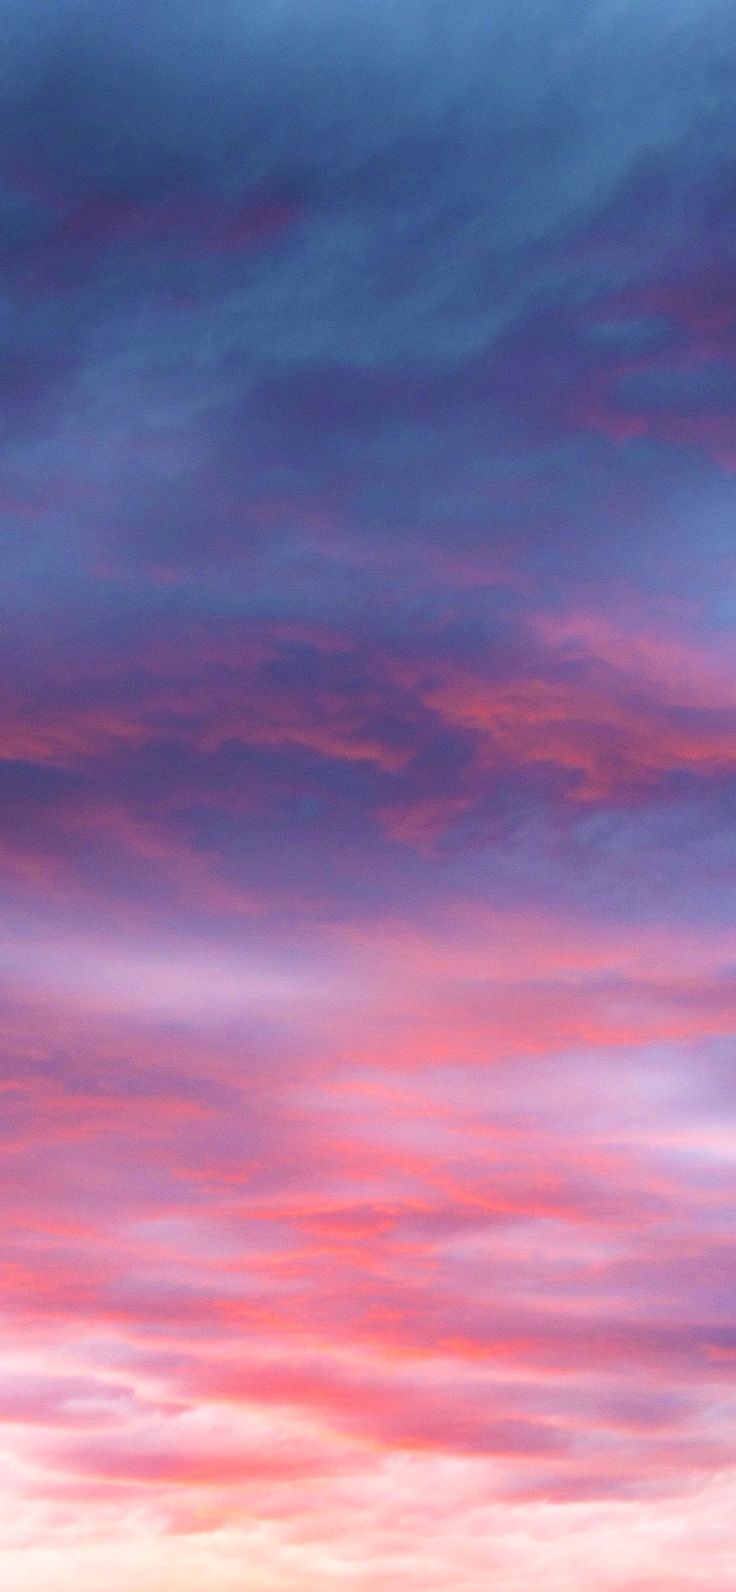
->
left=0, top=2, right=735, bottom=1588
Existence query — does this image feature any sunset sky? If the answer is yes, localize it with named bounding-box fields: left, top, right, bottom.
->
left=1, top=3, right=736, bottom=1588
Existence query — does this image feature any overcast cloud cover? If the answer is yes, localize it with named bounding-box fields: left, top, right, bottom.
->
left=1, top=3, right=736, bottom=1589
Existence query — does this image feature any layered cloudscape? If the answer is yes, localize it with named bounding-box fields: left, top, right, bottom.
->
left=1, top=3, right=735, bottom=1588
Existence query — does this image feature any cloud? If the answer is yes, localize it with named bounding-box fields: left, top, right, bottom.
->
left=1, top=2, right=736, bottom=1587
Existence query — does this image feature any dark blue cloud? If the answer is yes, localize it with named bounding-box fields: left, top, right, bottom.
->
left=1, top=0, right=736, bottom=907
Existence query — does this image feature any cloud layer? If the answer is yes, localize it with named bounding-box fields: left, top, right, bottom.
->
left=1, top=2, right=735, bottom=1588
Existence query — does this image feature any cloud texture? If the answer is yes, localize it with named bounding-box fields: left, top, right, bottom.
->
left=0, top=2, right=735, bottom=1587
